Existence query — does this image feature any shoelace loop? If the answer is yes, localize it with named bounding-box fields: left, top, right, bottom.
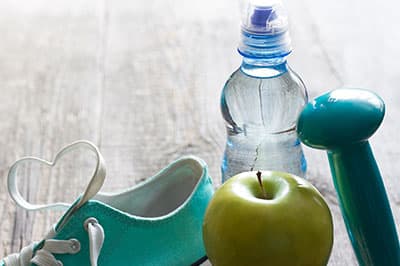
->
left=3, top=218, right=104, bottom=266
left=4, top=141, right=107, bottom=266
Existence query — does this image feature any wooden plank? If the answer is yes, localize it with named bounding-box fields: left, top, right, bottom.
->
left=0, top=0, right=399, bottom=265
left=98, top=0, right=238, bottom=191
left=0, top=0, right=106, bottom=254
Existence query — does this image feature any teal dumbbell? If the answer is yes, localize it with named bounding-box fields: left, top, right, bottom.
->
left=297, top=88, right=400, bottom=266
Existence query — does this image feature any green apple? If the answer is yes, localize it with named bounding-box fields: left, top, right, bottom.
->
left=203, top=171, right=333, bottom=266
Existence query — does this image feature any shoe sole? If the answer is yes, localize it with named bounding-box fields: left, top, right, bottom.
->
left=191, top=256, right=208, bottom=266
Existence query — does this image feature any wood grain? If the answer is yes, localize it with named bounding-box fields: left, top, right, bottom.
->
left=0, top=0, right=399, bottom=265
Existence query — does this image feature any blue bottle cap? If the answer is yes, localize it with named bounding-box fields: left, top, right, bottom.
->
left=238, top=0, right=291, bottom=58
left=241, top=0, right=288, bottom=34
left=251, top=6, right=274, bottom=27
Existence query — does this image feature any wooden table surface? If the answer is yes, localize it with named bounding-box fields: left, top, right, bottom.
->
left=0, top=0, right=398, bottom=265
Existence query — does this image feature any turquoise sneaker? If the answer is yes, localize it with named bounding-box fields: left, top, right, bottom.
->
left=1, top=141, right=214, bottom=266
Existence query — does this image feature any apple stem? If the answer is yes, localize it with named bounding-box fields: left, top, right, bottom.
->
left=256, top=171, right=268, bottom=199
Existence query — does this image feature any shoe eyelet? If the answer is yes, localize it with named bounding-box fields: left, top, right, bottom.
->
left=69, top=238, right=81, bottom=253
left=84, top=217, right=99, bottom=231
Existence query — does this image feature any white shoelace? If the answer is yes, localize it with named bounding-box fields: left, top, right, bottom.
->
left=4, top=141, right=107, bottom=266
left=3, top=218, right=104, bottom=266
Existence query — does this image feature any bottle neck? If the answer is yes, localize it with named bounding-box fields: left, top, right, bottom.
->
left=238, top=27, right=292, bottom=78
left=238, top=28, right=292, bottom=59
left=240, top=56, right=289, bottom=78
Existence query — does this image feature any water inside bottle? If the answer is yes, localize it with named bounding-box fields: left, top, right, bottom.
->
left=221, top=67, right=307, bottom=181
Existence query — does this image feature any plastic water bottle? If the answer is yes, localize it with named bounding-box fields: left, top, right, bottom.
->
left=221, top=0, right=308, bottom=182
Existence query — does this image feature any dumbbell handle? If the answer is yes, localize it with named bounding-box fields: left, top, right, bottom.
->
left=329, top=142, right=400, bottom=265
left=297, top=88, right=400, bottom=266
